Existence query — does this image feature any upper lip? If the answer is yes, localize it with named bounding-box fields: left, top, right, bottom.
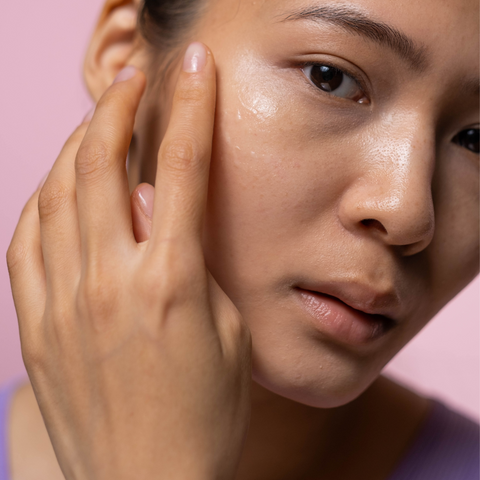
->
left=295, top=281, right=402, bottom=323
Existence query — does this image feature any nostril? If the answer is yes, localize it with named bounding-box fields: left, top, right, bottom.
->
left=361, top=219, right=387, bottom=234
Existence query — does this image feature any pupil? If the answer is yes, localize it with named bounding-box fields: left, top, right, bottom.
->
left=457, top=129, right=479, bottom=154
left=311, top=65, right=343, bottom=92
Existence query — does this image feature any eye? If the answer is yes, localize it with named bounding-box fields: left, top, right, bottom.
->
left=453, top=128, right=479, bottom=154
left=303, top=64, right=368, bottom=104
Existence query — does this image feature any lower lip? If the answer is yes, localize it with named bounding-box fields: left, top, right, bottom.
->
left=295, top=288, right=391, bottom=346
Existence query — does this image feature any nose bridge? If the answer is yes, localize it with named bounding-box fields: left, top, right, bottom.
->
left=341, top=113, right=436, bottom=253
left=372, top=119, right=434, bottom=200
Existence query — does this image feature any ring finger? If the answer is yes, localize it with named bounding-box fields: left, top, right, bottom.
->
left=38, top=122, right=88, bottom=298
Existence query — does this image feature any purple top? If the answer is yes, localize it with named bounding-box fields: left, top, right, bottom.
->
left=0, top=377, right=25, bottom=480
left=0, top=378, right=478, bottom=480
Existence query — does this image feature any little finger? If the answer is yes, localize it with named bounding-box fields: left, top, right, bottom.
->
left=7, top=186, right=47, bottom=337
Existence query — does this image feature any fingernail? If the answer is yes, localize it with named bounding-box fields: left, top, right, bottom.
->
left=82, top=106, right=95, bottom=123
left=113, top=65, right=137, bottom=84
left=183, top=42, right=207, bottom=73
left=137, top=186, right=154, bottom=219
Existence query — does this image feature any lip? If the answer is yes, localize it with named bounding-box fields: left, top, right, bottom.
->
left=294, top=284, right=399, bottom=346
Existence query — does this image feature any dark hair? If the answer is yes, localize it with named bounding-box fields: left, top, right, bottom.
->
left=140, top=0, right=205, bottom=50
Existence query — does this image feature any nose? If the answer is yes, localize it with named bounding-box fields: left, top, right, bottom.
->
left=338, top=125, right=435, bottom=256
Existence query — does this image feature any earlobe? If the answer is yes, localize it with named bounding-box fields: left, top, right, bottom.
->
left=83, top=0, right=143, bottom=101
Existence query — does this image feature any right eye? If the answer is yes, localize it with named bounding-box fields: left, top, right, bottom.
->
left=453, top=128, right=479, bottom=154
left=303, top=64, right=369, bottom=104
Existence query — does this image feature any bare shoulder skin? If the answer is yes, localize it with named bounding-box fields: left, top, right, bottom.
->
left=8, top=376, right=429, bottom=480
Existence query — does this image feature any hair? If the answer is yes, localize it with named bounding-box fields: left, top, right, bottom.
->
left=140, top=0, right=205, bottom=50
left=137, top=0, right=206, bottom=84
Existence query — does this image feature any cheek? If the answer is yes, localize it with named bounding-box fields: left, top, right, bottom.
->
left=427, top=154, right=479, bottom=304
left=209, top=74, right=337, bottom=223
left=206, top=52, right=372, bottom=255
left=202, top=65, right=361, bottom=299
left=204, top=86, right=315, bottom=289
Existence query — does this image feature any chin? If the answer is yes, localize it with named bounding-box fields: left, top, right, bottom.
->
left=250, top=338, right=382, bottom=408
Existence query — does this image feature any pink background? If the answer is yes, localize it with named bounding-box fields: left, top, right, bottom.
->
left=1, top=1, right=478, bottom=421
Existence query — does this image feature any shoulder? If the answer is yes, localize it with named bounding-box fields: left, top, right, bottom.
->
left=356, top=376, right=478, bottom=479
left=399, top=399, right=479, bottom=479
left=3, top=380, right=64, bottom=480
left=379, top=378, right=479, bottom=480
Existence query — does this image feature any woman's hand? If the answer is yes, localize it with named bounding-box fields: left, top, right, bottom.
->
left=7, top=43, right=252, bottom=480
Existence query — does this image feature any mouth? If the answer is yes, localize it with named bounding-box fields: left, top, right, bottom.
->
left=294, top=286, right=399, bottom=346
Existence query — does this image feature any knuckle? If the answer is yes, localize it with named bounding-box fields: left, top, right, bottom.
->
left=6, top=241, right=28, bottom=273
left=20, top=333, right=46, bottom=373
left=38, top=180, right=71, bottom=222
left=77, top=269, right=120, bottom=328
left=140, top=263, right=175, bottom=299
left=161, top=138, right=200, bottom=175
left=22, top=346, right=43, bottom=370
left=174, top=81, right=207, bottom=106
left=161, top=264, right=191, bottom=297
left=132, top=269, right=169, bottom=311
left=48, top=308, right=71, bottom=335
left=75, top=141, right=113, bottom=180
left=158, top=242, right=194, bottom=285
left=137, top=246, right=192, bottom=304
left=99, top=88, right=130, bottom=112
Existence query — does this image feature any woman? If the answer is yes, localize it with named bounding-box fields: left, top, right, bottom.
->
left=2, top=0, right=479, bottom=478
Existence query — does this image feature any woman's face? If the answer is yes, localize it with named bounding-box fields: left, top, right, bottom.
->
left=132, top=0, right=479, bottom=407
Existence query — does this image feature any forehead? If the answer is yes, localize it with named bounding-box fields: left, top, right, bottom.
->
left=211, top=0, right=479, bottom=70
left=260, top=0, right=478, bottom=38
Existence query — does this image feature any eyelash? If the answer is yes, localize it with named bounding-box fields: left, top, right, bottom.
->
left=300, top=62, right=478, bottom=155
left=452, top=128, right=479, bottom=155
left=301, top=61, right=370, bottom=104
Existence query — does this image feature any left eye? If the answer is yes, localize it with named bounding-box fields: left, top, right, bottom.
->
left=303, top=64, right=368, bottom=104
left=453, top=128, right=479, bottom=154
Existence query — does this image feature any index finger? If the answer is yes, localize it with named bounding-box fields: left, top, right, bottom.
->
left=150, top=42, right=216, bottom=248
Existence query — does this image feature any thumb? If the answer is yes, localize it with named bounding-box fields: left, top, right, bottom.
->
left=131, top=182, right=154, bottom=243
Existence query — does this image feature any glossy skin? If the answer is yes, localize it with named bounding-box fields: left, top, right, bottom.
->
left=9, top=49, right=254, bottom=480
left=118, top=0, right=479, bottom=408
left=6, top=0, right=478, bottom=479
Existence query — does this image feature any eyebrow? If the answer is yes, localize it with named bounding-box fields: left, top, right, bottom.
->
left=279, top=4, right=429, bottom=72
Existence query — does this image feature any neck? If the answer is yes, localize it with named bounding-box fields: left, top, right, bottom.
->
left=234, top=376, right=430, bottom=480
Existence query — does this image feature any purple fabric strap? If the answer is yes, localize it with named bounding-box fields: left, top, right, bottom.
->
left=387, top=399, right=480, bottom=480
left=0, top=377, right=26, bottom=480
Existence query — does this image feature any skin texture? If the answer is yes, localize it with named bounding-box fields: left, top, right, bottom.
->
left=5, top=0, right=479, bottom=479
left=124, top=0, right=479, bottom=406
left=9, top=52, right=254, bottom=480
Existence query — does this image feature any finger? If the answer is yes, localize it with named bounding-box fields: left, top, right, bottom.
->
left=7, top=187, right=46, bottom=334
left=38, top=123, right=88, bottom=297
left=150, top=42, right=216, bottom=248
left=75, top=66, right=146, bottom=259
left=131, top=183, right=154, bottom=243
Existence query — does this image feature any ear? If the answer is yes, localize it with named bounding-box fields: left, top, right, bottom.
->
left=83, top=0, right=145, bottom=101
